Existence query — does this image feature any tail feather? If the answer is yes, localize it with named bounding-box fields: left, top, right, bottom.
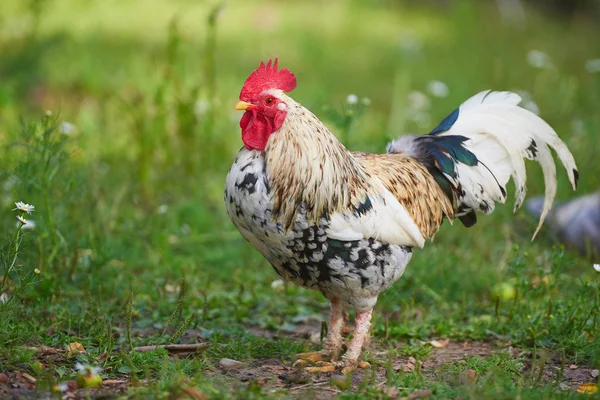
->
left=387, top=90, right=578, bottom=238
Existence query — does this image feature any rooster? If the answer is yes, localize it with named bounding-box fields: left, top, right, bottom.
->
left=224, top=60, right=578, bottom=373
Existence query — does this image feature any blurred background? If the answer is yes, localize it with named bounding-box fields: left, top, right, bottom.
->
left=1, top=0, right=600, bottom=371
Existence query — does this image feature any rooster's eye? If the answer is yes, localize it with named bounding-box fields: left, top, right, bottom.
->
left=265, top=97, right=274, bottom=105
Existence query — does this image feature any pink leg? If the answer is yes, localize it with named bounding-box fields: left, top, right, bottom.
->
left=339, top=309, right=372, bottom=367
left=323, top=298, right=344, bottom=360
left=295, top=298, right=344, bottom=367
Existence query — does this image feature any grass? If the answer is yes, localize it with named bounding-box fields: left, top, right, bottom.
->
left=0, top=0, right=599, bottom=398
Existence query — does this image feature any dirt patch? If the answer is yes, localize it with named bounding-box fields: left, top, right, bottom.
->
left=1, top=332, right=597, bottom=399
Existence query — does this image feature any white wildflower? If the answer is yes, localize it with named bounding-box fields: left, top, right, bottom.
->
left=594, top=264, right=600, bottom=272
left=516, top=90, right=539, bottom=115
left=361, top=97, right=372, bottom=106
left=523, top=100, right=539, bottom=115
left=45, top=110, right=53, bottom=117
left=0, top=292, right=8, bottom=304
left=16, top=215, right=28, bottom=225
left=59, top=121, right=75, bottom=135
left=157, top=204, right=169, bottom=214
left=271, top=279, right=285, bottom=293
left=346, top=94, right=358, bottom=105
left=52, top=383, right=68, bottom=392
left=75, top=362, right=85, bottom=372
left=407, top=91, right=430, bottom=111
left=585, top=59, right=600, bottom=73
left=34, top=268, right=41, bottom=275
left=14, top=201, right=34, bottom=214
left=427, top=80, right=449, bottom=98
left=527, top=50, right=550, bottom=68
left=194, top=98, right=211, bottom=118
left=398, top=30, right=422, bottom=55
left=18, top=219, right=36, bottom=230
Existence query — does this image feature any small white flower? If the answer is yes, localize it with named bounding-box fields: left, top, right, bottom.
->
left=271, top=279, right=285, bottom=293
left=17, top=215, right=28, bottom=225
left=75, top=362, right=85, bottom=372
left=53, top=383, right=68, bottom=392
left=361, top=97, right=372, bottom=106
left=194, top=98, right=211, bottom=118
left=17, top=219, right=35, bottom=231
left=34, top=268, right=41, bottom=275
left=346, top=94, right=358, bottom=105
left=527, top=50, right=550, bottom=68
left=90, top=365, right=102, bottom=374
left=427, top=80, right=449, bottom=98
left=59, top=121, right=75, bottom=135
left=585, top=59, right=600, bottom=73
left=14, top=201, right=34, bottom=214
left=45, top=110, right=53, bottom=117
left=0, top=292, right=8, bottom=304
left=398, top=30, right=422, bottom=55
left=157, top=205, right=169, bottom=214
left=593, top=264, right=600, bottom=272
left=407, top=91, right=430, bottom=111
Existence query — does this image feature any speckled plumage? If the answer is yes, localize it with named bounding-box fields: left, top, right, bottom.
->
left=225, top=149, right=413, bottom=312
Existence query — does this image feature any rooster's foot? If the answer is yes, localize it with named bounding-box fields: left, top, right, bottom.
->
left=293, top=351, right=330, bottom=367
left=303, top=359, right=370, bottom=374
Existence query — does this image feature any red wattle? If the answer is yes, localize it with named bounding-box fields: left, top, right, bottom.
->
left=240, top=109, right=286, bottom=150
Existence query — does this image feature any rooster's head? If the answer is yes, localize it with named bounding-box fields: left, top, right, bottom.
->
left=235, top=59, right=297, bottom=150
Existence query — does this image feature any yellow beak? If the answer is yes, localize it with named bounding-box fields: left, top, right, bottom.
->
left=235, top=101, right=252, bottom=111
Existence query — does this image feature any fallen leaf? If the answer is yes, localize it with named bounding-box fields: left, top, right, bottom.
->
left=102, top=379, right=127, bottom=385
left=66, top=342, right=86, bottom=357
left=577, top=383, right=598, bottom=394
left=569, top=364, right=579, bottom=370
left=430, top=339, right=450, bottom=348
left=0, top=373, right=8, bottom=383
left=409, top=388, right=432, bottom=399
left=460, top=369, right=477, bottom=385
left=378, top=386, right=399, bottom=398
left=22, top=373, right=36, bottom=384
left=591, top=370, right=599, bottom=379
left=181, top=387, right=208, bottom=400
left=218, top=358, right=244, bottom=370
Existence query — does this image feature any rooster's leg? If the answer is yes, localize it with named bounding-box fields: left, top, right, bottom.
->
left=303, top=308, right=372, bottom=374
left=335, top=308, right=372, bottom=374
left=295, top=298, right=344, bottom=367
left=341, top=311, right=354, bottom=335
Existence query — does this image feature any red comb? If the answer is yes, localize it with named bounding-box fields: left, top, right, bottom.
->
left=240, top=59, right=297, bottom=100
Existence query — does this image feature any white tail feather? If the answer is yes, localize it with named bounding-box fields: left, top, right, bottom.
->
left=438, top=90, right=578, bottom=238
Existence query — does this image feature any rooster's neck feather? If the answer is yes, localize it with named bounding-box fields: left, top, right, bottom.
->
left=265, top=98, right=375, bottom=230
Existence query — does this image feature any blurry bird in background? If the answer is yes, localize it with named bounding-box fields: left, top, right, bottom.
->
left=526, top=192, right=600, bottom=260
left=224, top=60, right=578, bottom=373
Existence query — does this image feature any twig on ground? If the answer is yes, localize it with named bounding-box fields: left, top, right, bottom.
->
left=132, top=343, right=210, bottom=353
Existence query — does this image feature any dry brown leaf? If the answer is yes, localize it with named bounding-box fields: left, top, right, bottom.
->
left=102, top=379, right=128, bottom=385
left=22, top=373, right=37, bottom=384
left=577, top=383, right=599, bottom=394
left=430, top=339, right=450, bottom=348
left=66, top=342, right=86, bottom=357
left=378, top=386, right=399, bottom=398
left=0, top=373, right=8, bottom=383
left=408, top=388, right=432, bottom=399
left=181, top=387, right=208, bottom=400
left=460, top=369, right=477, bottom=385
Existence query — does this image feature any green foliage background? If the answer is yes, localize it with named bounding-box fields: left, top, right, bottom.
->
left=0, top=0, right=599, bottom=398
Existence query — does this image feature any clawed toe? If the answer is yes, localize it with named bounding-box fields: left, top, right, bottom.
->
left=301, top=358, right=370, bottom=374
left=305, top=361, right=336, bottom=373
left=295, top=351, right=329, bottom=363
